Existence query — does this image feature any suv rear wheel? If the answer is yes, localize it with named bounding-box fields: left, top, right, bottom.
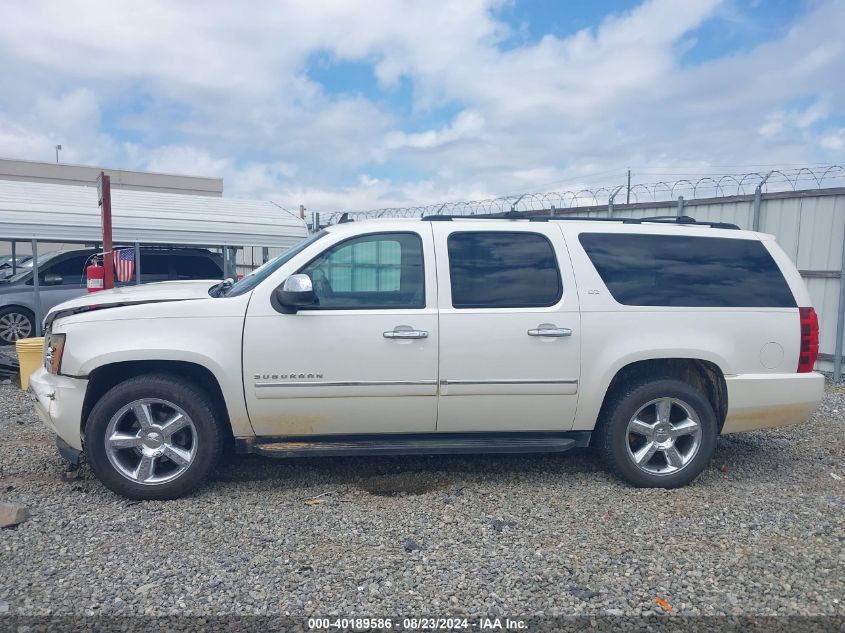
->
left=597, top=379, right=717, bottom=488
left=85, top=374, right=223, bottom=499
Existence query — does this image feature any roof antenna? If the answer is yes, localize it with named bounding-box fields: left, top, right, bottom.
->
left=338, top=212, right=353, bottom=224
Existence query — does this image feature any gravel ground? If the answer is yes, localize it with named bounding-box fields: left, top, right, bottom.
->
left=0, top=381, right=843, bottom=623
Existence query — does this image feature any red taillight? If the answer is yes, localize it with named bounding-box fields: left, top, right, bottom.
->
left=798, top=307, right=819, bottom=372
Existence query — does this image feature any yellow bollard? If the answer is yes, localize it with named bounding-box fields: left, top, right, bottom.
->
left=15, top=337, right=44, bottom=390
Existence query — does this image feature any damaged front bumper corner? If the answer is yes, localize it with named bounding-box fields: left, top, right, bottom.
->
left=56, top=435, right=81, bottom=468
left=27, top=366, right=88, bottom=459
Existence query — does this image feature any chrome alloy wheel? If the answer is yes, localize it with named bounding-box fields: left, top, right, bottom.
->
left=625, top=397, right=703, bottom=476
left=104, top=398, right=197, bottom=485
left=0, top=312, right=32, bottom=342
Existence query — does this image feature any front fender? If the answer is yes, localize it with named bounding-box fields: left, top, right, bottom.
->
left=57, top=316, right=252, bottom=437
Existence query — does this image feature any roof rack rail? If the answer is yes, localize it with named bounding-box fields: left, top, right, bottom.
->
left=420, top=211, right=740, bottom=230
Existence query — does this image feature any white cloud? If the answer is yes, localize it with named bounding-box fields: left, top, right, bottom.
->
left=0, top=0, right=843, bottom=212
left=383, top=110, right=485, bottom=151
left=0, top=115, right=57, bottom=159
left=758, top=101, right=831, bottom=138
left=140, top=145, right=230, bottom=178
left=821, top=129, right=845, bottom=151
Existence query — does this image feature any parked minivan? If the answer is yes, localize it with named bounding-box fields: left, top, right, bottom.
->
left=0, top=247, right=223, bottom=344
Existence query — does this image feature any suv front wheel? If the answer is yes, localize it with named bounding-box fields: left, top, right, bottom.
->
left=597, top=379, right=717, bottom=488
left=85, top=374, right=223, bottom=499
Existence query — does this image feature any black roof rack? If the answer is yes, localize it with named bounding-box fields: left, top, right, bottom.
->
left=420, top=211, right=740, bottom=230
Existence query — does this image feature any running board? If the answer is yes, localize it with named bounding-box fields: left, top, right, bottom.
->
left=239, top=432, right=590, bottom=459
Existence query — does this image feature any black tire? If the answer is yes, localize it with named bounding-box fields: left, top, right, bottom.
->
left=0, top=306, right=35, bottom=345
left=596, top=378, right=717, bottom=488
left=85, top=373, right=223, bottom=500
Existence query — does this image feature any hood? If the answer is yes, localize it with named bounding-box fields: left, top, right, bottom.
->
left=45, top=279, right=219, bottom=329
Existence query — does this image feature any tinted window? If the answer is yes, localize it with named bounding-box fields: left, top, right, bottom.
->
left=300, top=232, right=424, bottom=309
left=139, top=253, right=170, bottom=278
left=447, top=232, right=562, bottom=308
left=173, top=255, right=222, bottom=279
left=41, top=253, right=91, bottom=285
left=578, top=233, right=796, bottom=308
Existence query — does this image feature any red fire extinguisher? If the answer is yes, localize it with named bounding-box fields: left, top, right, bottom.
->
left=87, top=258, right=105, bottom=293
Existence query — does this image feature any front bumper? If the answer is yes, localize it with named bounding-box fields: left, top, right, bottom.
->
left=721, top=372, right=825, bottom=434
left=56, top=435, right=81, bottom=468
left=28, top=366, right=88, bottom=451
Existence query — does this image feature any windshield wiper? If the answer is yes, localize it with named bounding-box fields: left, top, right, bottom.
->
left=208, top=278, right=234, bottom=298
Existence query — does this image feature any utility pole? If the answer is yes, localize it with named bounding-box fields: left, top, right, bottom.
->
left=751, top=171, right=772, bottom=231
left=626, top=169, right=631, bottom=205
left=96, top=172, right=115, bottom=290
left=55, top=144, right=62, bottom=163
left=608, top=185, right=624, bottom=218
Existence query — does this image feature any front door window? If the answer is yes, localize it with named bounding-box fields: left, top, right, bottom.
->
left=299, top=232, right=425, bottom=309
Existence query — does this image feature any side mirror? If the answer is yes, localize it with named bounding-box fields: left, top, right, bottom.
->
left=275, top=274, right=316, bottom=311
left=43, top=274, right=63, bottom=286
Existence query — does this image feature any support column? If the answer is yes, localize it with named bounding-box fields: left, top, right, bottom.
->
left=32, top=240, right=41, bottom=337
left=833, top=219, right=845, bottom=380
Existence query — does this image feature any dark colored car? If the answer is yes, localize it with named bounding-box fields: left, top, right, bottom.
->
left=0, top=247, right=223, bottom=344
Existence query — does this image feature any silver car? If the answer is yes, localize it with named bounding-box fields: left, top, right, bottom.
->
left=0, top=247, right=224, bottom=344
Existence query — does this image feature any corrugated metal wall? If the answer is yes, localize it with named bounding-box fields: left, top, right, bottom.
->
left=0, top=180, right=308, bottom=248
left=549, top=188, right=845, bottom=372
left=236, top=246, right=285, bottom=274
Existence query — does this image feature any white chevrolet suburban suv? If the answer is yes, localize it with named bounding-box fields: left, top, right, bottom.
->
left=28, top=214, right=824, bottom=499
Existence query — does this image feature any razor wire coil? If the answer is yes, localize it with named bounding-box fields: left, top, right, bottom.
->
left=321, top=164, right=845, bottom=224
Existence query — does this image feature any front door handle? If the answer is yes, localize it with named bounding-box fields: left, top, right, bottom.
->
left=384, top=328, right=428, bottom=339
left=528, top=325, right=572, bottom=337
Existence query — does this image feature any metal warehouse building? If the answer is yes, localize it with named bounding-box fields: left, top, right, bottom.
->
left=0, top=179, right=306, bottom=251
left=0, top=157, right=223, bottom=196
left=0, top=170, right=308, bottom=335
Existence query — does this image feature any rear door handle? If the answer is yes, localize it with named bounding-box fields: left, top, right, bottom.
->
left=384, top=329, right=428, bottom=339
left=528, top=325, right=572, bottom=337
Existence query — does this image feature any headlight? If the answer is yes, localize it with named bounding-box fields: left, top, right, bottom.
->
left=44, top=333, right=66, bottom=375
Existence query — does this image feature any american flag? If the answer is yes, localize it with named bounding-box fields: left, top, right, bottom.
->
left=112, top=249, right=135, bottom=283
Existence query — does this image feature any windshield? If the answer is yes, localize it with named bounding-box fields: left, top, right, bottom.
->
left=225, top=231, right=327, bottom=297
left=25, top=251, right=61, bottom=267
left=4, top=251, right=65, bottom=282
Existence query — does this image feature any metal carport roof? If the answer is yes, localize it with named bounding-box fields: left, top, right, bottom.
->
left=0, top=180, right=308, bottom=248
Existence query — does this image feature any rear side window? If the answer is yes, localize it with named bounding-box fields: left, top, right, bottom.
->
left=447, top=232, right=562, bottom=308
left=138, top=254, right=170, bottom=278
left=578, top=233, right=796, bottom=307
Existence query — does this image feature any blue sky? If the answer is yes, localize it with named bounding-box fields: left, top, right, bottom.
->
left=492, top=0, right=809, bottom=60
left=0, top=0, right=843, bottom=211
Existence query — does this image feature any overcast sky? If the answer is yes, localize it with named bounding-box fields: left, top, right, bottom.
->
left=1, top=0, right=843, bottom=211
